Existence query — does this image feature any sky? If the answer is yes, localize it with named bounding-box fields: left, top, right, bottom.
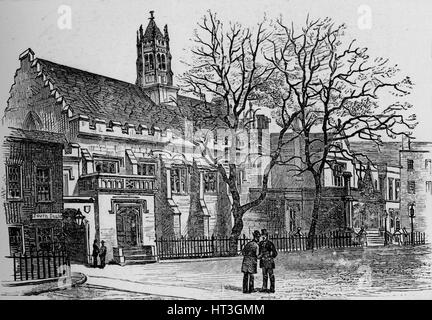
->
left=0, top=0, right=431, bottom=141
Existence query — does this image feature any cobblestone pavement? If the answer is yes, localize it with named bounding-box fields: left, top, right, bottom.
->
left=38, top=244, right=432, bottom=299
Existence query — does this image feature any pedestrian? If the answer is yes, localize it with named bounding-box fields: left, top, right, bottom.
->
left=92, top=239, right=99, bottom=268
left=258, top=229, right=278, bottom=293
left=241, top=230, right=260, bottom=294
left=358, top=226, right=368, bottom=246
left=99, top=240, right=107, bottom=269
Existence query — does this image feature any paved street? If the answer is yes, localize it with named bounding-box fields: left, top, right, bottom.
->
left=38, top=244, right=432, bottom=300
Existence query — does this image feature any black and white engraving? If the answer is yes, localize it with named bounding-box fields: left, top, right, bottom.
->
left=0, top=0, right=431, bottom=300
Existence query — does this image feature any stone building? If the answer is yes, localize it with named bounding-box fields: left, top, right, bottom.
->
left=242, top=131, right=391, bottom=237
left=2, top=13, right=270, bottom=263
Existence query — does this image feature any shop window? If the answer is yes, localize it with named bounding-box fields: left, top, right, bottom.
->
left=7, top=165, right=22, bottom=199
left=36, top=167, right=51, bottom=201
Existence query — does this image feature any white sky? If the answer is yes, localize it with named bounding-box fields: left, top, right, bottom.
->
left=0, top=0, right=431, bottom=141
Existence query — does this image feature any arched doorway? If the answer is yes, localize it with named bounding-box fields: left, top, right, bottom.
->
left=116, top=206, right=142, bottom=247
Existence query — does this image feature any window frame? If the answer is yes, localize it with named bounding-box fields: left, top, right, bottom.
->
left=6, top=164, right=22, bottom=200
left=426, top=159, right=432, bottom=173
left=137, top=162, right=156, bottom=176
left=35, top=166, right=52, bottom=202
left=8, top=225, right=24, bottom=254
left=144, top=53, right=154, bottom=71
left=407, top=159, right=414, bottom=171
left=203, top=171, right=218, bottom=194
left=408, top=180, right=416, bottom=194
left=332, top=162, right=346, bottom=187
left=170, top=166, right=189, bottom=194
left=36, top=227, right=54, bottom=251
left=94, top=158, right=121, bottom=174
left=395, top=179, right=400, bottom=200
left=388, top=177, right=394, bottom=200
left=426, top=181, right=432, bottom=195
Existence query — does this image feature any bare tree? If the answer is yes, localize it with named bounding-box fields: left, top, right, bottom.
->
left=177, top=11, right=299, bottom=253
left=265, top=17, right=417, bottom=249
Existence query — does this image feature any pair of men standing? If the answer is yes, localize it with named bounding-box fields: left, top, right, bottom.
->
left=92, top=239, right=107, bottom=268
left=241, top=229, right=278, bottom=294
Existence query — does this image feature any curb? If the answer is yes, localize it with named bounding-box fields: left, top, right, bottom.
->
left=1, top=272, right=87, bottom=297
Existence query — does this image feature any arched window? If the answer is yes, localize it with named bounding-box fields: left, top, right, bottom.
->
left=149, top=53, right=154, bottom=70
left=23, top=111, right=42, bottom=130
left=144, top=54, right=149, bottom=71
left=161, top=54, right=166, bottom=70
left=145, top=53, right=154, bottom=71
left=157, top=53, right=161, bottom=70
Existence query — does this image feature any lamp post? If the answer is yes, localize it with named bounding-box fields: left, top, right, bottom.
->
left=74, top=208, right=85, bottom=227
left=409, top=203, right=415, bottom=245
left=384, top=210, right=389, bottom=246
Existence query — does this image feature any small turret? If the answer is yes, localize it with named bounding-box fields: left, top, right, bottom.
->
left=135, top=11, right=178, bottom=104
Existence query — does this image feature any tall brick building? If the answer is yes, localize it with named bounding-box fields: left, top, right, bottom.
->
left=2, top=127, right=66, bottom=254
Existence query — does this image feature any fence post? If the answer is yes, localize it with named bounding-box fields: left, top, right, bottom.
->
left=53, top=251, right=57, bottom=277
left=24, top=252, right=28, bottom=280
left=30, top=248, right=34, bottom=280
left=47, top=251, right=51, bottom=278
left=13, top=253, right=16, bottom=281
left=36, top=251, right=40, bottom=279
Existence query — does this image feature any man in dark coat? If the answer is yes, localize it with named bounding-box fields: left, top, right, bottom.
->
left=259, top=229, right=278, bottom=293
left=241, top=230, right=260, bottom=293
left=99, top=240, right=107, bottom=269
left=92, top=239, right=99, bottom=268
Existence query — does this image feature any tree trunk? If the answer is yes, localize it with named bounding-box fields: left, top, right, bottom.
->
left=307, top=175, right=322, bottom=250
left=229, top=206, right=244, bottom=256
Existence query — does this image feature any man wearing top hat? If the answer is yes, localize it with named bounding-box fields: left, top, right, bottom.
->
left=259, top=229, right=278, bottom=293
left=241, top=230, right=261, bottom=293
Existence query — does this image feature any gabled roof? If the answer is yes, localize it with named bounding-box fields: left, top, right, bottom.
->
left=36, top=59, right=180, bottom=130
left=6, top=49, right=229, bottom=133
left=38, top=59, right=157, bottom=120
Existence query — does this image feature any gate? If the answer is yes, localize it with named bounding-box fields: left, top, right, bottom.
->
left=62, top=208, right=88, bottom=264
